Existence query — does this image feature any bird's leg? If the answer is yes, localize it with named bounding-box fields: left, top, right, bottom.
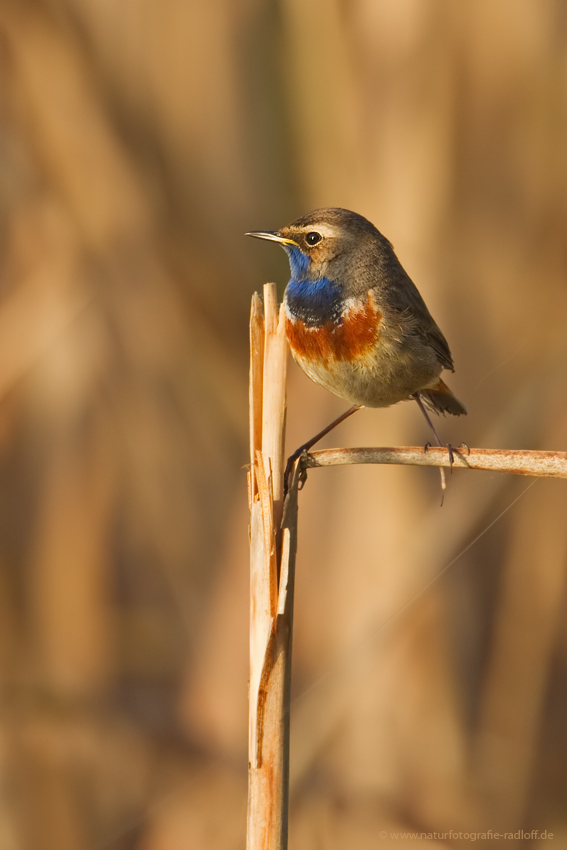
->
left=284, top=404, right=362, bottom=494
left=412, top=393, right=447, bottom=499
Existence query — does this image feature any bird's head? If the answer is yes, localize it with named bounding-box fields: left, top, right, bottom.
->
left=246, top=208, right=386, bottom=288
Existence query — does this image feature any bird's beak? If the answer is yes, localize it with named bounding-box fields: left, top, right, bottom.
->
left=245, top=230, right=298, bottom=247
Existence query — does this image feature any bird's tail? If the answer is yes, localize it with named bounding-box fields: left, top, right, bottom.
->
left=419, top=379, right=467, bottom=416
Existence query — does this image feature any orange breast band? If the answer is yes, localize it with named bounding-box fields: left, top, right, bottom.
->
left=285, top=293, right=382, bottom=363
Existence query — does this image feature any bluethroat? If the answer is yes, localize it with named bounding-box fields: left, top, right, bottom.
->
left=247, top=208, right=467, bottom=489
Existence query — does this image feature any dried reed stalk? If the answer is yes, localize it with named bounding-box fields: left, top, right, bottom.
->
left=246, top=292, right=567, bottom=849
left=304, top=445, right=567, bottom=478
left=247, top=285, right=297, bottom=850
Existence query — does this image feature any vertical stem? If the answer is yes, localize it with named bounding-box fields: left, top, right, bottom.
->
left=249, top=292, right=264, bottom=504
left=261, top=284, right=288, bottom=530
left=247, top=285, right=296, bottom=850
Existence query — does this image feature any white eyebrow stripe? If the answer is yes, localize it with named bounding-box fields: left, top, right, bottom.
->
left=307, top=223, right=340, bottom=239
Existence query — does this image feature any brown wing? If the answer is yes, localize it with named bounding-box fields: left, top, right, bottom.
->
left=421, top=323, right=455, bottom=372
left=383, top=267, right=455, bottom=371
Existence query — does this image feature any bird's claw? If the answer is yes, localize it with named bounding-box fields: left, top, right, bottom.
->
left=284, top=447, right=310, bottom=495
left=446, top=443, right=455, bottom=470
left=445, top=443, right=470, bottom=472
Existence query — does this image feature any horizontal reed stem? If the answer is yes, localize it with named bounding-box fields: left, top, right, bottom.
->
left=303, top=446, right=567, bottom=478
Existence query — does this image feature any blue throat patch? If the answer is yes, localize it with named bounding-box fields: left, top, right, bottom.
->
left=283, top=245, right=343, bottom=326
left=284, top=244, right=311, bottom=280
left=285, top=276, right=344, bottom=326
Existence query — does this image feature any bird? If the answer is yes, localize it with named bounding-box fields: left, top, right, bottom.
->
left=246, top=207, right=466, bottom=490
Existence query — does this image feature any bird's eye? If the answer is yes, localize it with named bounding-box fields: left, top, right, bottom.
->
left=305, top=231, right=322, bottom=246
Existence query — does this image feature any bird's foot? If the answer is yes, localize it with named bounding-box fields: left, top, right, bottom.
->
left=298, top=459, right=309, bottom=491
left=446, top=443, right=456, bottom=470
left=446, top=442, right=471, bottom=471
left=284, top=446, right=310, bottom=496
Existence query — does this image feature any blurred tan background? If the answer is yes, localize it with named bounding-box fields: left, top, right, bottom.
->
left=1, top=1, right=567, bottom=848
